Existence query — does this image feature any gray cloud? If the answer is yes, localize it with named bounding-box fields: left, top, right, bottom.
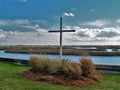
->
left=116, top=18, right=120, bottom=23
left=65, top=26, right=120, bottom=41
left=96, top=31, right=120, bottom=38
left=0, top=20, right=9, bottom=26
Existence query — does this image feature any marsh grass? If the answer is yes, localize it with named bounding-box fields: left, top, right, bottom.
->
left=1, top=45, right=120, bottom=56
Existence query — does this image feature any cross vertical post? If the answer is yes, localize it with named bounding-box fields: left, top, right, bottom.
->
left=60, top=17, right=62, bottom=60
left=48, top=17, right=75, bottom=60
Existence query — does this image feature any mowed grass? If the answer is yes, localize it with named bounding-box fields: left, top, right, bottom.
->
left=0, top=62, right=120, bottom=90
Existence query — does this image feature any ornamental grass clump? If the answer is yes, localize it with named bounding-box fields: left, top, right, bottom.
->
left=63, top=62, right=83, bottom=79
left=29, top=56, right=96, bottom=80
left=80, top=57, right=96, bottom=76
left=47, top=59, right=64, bottom=75
left=30, top=56, right=55, bottom=73
left=29, top=56, right=41, bottom=72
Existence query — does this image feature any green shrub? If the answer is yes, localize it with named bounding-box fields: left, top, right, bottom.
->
left=80, top=57, right=96, bottom=76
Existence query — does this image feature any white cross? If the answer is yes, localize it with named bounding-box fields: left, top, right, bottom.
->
left=48, top=17, right=76, bottom=60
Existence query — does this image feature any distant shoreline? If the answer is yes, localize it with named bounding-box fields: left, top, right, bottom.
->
left=1, top=45, right=120, bottom=56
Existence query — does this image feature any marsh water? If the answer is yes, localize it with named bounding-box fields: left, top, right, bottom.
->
left=0, top=50, right=120, bottom=66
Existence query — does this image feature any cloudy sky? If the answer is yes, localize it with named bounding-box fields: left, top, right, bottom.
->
left=0, top=0, right=120, bottom=45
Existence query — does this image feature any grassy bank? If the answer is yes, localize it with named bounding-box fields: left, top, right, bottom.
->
left=0, top=62, right=120, bottom=90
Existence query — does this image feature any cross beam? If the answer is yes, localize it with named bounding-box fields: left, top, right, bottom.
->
left=48, top=30, right=75, bottom=32
left=48, top=17, right=75, bottom=60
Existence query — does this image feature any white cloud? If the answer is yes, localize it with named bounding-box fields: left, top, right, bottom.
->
left=0, top=20, right=9, bottom=26
left=0, top=29, right=6, bottom=39
left=19, top=0, right=28, bottom=2
left=14, top=19, right=29, bottom=25
left=91, top=9, right=95, bottom=12
left=0, top=19, right=30, bottom=26
left=116, top=18, right=120, bottom=23
left=0, top=27, right=59, bottom=45
left=21, top=24, right=40, bottom=30
left=63, top=26, right=120, bottom=42
left=1, top=18, right=120, bottom=45
left=1, top=26, right=120, bottom=45
left=71, top=8, right=77, bottom=11
left=82, top=19, right=111, bottom=27
left=0, top=31, right=6, bottom=39
left=63, top=12, right=75, bottom=17
left=0, top=34, right=6, bottom=39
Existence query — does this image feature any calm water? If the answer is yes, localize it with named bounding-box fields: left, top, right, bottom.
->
left=0, top=50, right=120, bottom=66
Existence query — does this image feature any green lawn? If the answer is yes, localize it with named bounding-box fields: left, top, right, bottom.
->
left=0, top=62, right=120, bottom=90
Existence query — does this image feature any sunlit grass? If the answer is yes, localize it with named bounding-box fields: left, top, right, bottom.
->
left=0, top=61, right=120, bottom=90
